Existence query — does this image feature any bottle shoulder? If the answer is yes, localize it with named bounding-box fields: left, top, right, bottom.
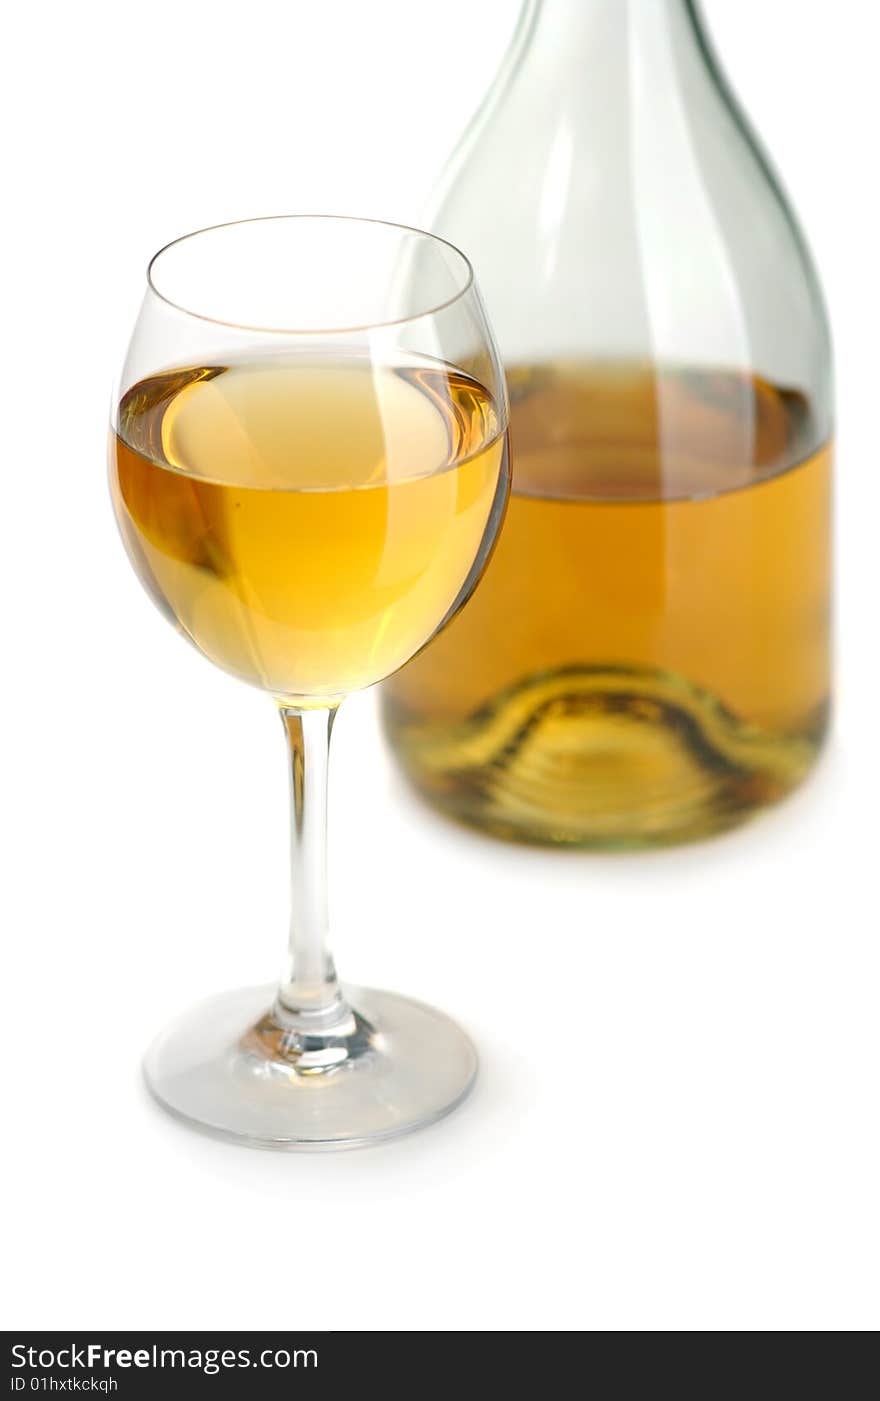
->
left=432, top=14, right=830, bottom=397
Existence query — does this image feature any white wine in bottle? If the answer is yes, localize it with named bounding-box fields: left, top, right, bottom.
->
left=381, top=0, right=832, bottom=847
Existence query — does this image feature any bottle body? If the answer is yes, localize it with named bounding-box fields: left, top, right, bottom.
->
left=382, top=0, right=832, bottom=846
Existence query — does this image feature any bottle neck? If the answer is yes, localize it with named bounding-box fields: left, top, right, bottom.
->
left=529, top=0, right=697, bottom=37
left=507, top=0, right=713, bottom=114
left=525, top=0, right=705, bottom=69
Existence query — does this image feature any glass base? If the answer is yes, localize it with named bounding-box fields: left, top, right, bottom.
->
left=143, top=983, right=477, bottom=1151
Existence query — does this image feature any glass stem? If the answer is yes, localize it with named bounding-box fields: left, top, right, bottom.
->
left=274, top=705, right=351, bottom=1036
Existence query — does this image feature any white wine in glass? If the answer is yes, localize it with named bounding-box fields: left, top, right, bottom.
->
left=109, top=217, right=509, bottom=1149
left=114, top=356, right=505, bottom=699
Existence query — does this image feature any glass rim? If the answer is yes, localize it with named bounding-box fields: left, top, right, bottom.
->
left=146, top=213, right=477, bottom=335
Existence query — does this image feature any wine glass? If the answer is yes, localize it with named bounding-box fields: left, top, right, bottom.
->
left=109, top=216, right=509, bottom=1149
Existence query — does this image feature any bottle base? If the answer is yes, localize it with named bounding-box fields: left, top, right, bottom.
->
left=385, top=666, right=829, bottom=850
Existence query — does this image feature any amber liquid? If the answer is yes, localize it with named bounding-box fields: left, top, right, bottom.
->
left=382, top=364, right=831, bottom=846
left=111, top=355, right=507, bottom=702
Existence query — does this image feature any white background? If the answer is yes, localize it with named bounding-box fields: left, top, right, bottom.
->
left=3, top=0, right=878, bottom=1332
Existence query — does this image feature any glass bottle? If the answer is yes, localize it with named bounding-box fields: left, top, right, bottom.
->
left=382, top=0, right=832, bottom=847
